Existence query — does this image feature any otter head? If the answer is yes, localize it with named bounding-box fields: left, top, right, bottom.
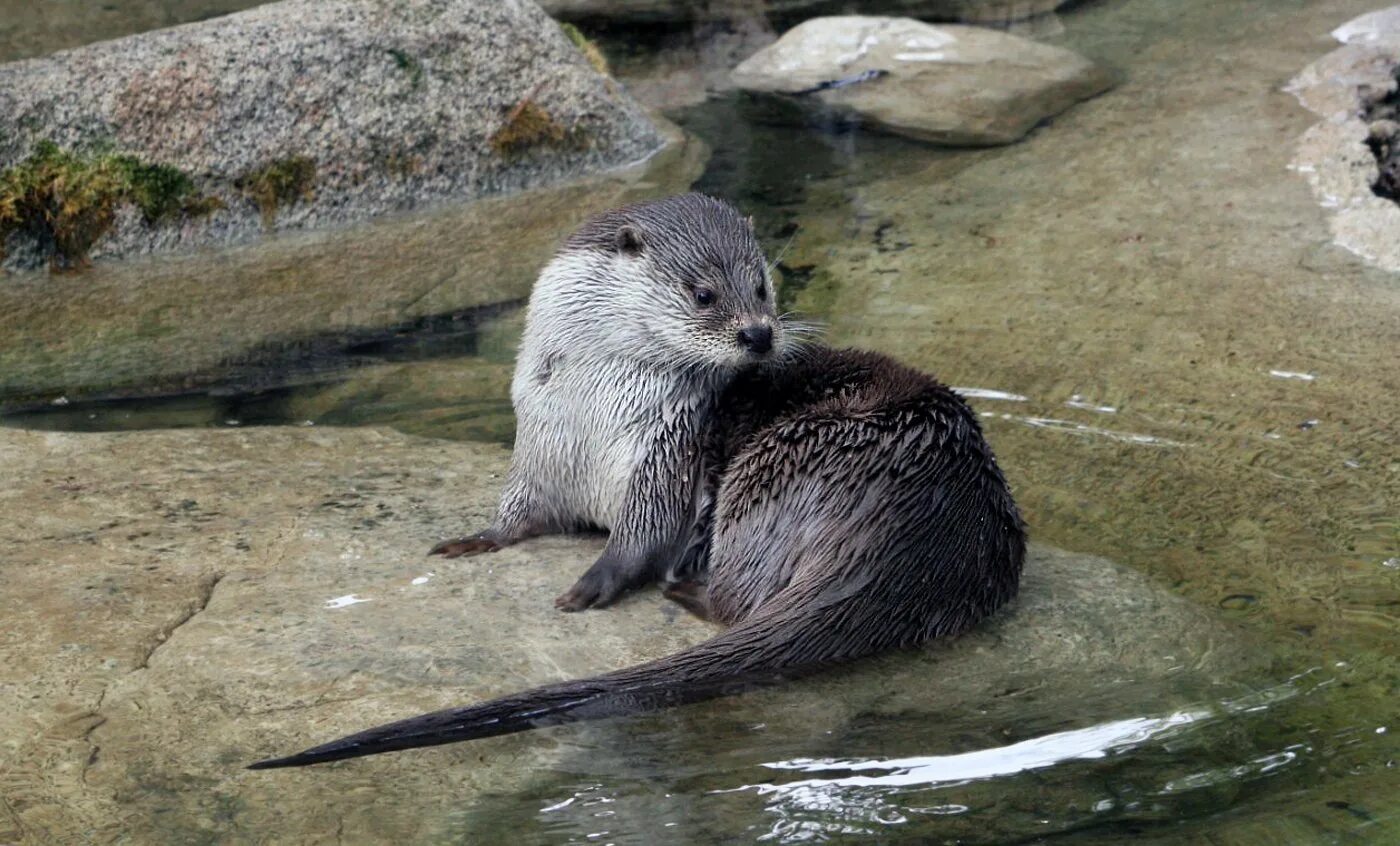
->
left=565, top=193, right=783, bottom=372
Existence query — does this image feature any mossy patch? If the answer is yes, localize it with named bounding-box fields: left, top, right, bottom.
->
left=488, top=89, right=591, bottom=158
left=386, top=48, right=425, bottom=89
left=489, top=99, right=567, bottom=156
left=560, top=23, right=609, bottom=76
left=382, top=150, right=423, bottom=178
left=0, top=141, right=221, bottom=270
left=236, top=156, right=316, bottom=227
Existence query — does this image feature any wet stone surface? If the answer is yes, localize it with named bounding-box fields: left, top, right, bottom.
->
left=0, top=425, right=1263, bottom=843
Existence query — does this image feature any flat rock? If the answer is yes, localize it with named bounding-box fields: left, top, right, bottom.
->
left=0, top=424, right=1261, bottom=843
left=0, top=0, right=665, bottom=268
left=730, top=16, right=1113, bottom=146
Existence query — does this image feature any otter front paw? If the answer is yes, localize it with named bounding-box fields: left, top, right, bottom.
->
left=428, top=532, right=502, bottom=559
left=554, top=554, right=645, bottom=612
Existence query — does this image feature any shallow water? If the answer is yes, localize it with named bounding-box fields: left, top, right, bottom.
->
left=4, top=0, right=1400, bottom=843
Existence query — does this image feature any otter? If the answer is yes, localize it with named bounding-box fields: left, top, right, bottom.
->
left=249, top=193, right=1024, bottom=770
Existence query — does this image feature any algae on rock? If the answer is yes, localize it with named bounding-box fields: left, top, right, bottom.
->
left=237, top=156, right=317, bottom=227
left=561, top=22, right=611, bottom=76
left=0, top=141, right=219, bottom=268
left=490, top=93, right=584, bottom=157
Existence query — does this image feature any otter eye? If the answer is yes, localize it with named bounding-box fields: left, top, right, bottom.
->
left=694, top=288, right=716, bottom=307
left=756, top=283, right=767, bottom=301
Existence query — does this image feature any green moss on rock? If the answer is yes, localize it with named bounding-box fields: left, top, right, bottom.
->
left=383, top=150, right=423, bottom=178
left=0, top=141, right=220, bottom=270
left=560, top=22, right=609, bottom=76
left=237, top=156, right=317, bottom=227
left=488, top=86, right=597, bottom=159
left=386, top=48, right=425, bottom=89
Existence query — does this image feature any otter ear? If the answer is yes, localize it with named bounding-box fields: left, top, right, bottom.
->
left=615, top=224, right=644, bottom=257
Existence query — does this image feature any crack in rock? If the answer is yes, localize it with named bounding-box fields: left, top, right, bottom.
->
left=80, top=743, right=101, bottom=787
left=134, top=571, right=225, bottom=671
left=244, top=696, right=367, bottom=718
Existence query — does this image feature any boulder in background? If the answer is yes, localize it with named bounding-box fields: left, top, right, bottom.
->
left=730, top=16, right=1112, bottom=146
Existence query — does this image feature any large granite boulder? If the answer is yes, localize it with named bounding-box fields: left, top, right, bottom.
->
left=0, top=0, right=666, bottom=269
left=730, top=16, right=1112, bottom=145
left=540, top=0, right=1071, bottom=25
left=0, top=423, right=1265, bottom=842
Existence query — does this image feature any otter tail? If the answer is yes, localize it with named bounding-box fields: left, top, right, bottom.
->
left=246, top=598, right=855, bottom=770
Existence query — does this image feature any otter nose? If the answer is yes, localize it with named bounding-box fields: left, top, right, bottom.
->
left=737, top=325, right=773, bottom=355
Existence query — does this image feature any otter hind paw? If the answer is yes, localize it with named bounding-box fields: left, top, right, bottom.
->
left=554, top=578, right=615, bottom=612
left=554, top=557, right=636, bottom=612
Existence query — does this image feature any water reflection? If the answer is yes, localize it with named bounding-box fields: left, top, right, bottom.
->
left=711, top=676, right=1320, bottom=843
left=996, top=413, right=1184, bottom=447
left=746, top=711, right=1204, bottom=791
left=950, top=386, right=1030, bottom=402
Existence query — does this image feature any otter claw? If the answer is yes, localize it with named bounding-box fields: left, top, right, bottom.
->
left=554, top=590, right=589, bottom=612
left=428, top=534, right=501, bottom=558
left=555, top=561, right=629, bottom=611
left=554, top=584, right=608, bottom=612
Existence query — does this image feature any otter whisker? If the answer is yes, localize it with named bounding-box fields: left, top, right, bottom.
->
left=766, top=230, right=799, bottom=275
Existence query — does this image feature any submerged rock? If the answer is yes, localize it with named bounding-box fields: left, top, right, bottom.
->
left=0, top=0, right=666, bottom=269
left=730, top=16, right=1112, bottom=146
left=0, top=424, right=1263, bottom=842
left=541, top=0, right=1071, bottom=25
